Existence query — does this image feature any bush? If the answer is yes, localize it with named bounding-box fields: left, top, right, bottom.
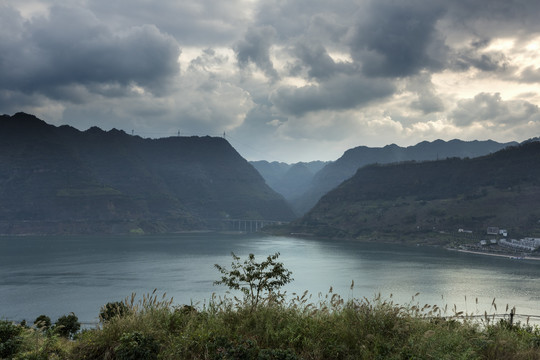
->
left=258, top=348, right=300, bottom=360
left=33, top=315, right=51, bottom=331
left=99, top=301, right=130, bottom=322
left=114, top=331, right=160, bottom=360
left=214, top=252, right=293, bottom=309
left=0, top=320, right=23, bottom=358
left=54, top=313, right=80, bottom=339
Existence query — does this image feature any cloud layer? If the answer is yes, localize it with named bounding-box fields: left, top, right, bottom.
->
left=2, top=0, right=540, bottom=162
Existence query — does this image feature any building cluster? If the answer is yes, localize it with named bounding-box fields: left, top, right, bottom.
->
left=474, top=227, right=540, bottom=253
left=457, top=226, right=540, bottom=253
left=497, top=238, right=540, bottom=252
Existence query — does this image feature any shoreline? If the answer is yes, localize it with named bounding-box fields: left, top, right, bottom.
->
left=447, top=247, right=540, bottom=261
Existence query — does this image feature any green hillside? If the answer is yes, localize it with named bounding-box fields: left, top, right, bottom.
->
left=289, top=141, right=540, bottom=241
left=291, top=139, right=516, bottom=215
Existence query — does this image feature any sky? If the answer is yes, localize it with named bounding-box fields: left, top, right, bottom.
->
left=1, top=0, right=540, bottom=163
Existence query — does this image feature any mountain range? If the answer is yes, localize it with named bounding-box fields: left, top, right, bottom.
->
left=254, top=139, right=517, bottom=215
left=287, top=140, right=540, bottom=241
left=3, top=112, right=535, bottom=239
left=0, top=113, right=295, bottom=235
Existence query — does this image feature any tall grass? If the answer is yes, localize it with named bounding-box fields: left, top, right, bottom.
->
left=5, top=290, right=540, bottom=359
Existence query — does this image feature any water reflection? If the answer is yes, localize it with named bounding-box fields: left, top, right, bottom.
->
left=1, top=233, right=539, bottom=324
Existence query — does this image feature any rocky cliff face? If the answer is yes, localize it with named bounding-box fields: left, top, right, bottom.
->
left=0, top=113, right=295, bottom=234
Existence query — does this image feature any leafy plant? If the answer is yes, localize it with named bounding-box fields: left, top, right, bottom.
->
left=0, top=320, right=23, bottom=358
left=33, top=315, right=51, bottom=331
left=100, top=301, right=130, bottom=322
left=54, top=313, right=80, bottom=339
left=214, top=252, right=293, bottom=309
left=115, top=331, right=160, bottom=360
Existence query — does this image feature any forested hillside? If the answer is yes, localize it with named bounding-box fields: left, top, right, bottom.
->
left=291, top=139, right=516, bottom=215
left=0, top=113, right=294, bottom=234
left=290, top=141, right=540, bottom=240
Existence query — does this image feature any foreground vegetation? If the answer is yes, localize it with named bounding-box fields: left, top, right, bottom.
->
left=3, top=253, right=540, bottom=359
left=3, top=293, right=540, bottom=359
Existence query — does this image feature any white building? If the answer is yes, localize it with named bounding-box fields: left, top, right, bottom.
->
left=499, top=238, right=539, bottom=252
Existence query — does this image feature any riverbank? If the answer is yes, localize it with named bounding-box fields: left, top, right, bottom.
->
left=448, top=247, right=540, bottom=261
left=283, top=229, right=540, bottom=261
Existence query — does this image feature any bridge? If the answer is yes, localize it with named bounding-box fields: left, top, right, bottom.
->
left=205, top=218, right=288, bottom=233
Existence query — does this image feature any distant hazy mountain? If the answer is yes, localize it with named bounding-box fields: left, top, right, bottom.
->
left=250, top=161, right=292, bottom=189
left=0, top=113, right=295, bottom=234
left=288, top=141, right=540, bottom=240
left=250, top=160, right=328, bottom=201
left=290, top=139, right=517, bottom=215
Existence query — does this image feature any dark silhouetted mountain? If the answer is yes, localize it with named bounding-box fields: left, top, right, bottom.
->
left=0, top=113, right=295, bottom=234
left=291, top=139, right=517, bottom=215
left=289, top=141, right=540, bottom=240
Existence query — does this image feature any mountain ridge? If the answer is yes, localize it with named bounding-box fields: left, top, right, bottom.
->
left=0, top=112, right=295, bottom=235
left=287, top=141, right=540, bottom=241
left=289, top=138, right=518, bottom=215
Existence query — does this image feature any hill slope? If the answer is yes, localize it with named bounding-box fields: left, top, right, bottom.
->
left=0, top=113, right=295, bottom=234
left=290, top=141, right=540, bottom=240
left=291, top=139, right=517, bottom=215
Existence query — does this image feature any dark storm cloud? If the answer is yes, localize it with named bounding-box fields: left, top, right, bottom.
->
left=350, top=0, right=447, bottom=78
left=3, top=0, right=540, bottom=162
left=235, top=26, right=279, bottom=80
left=88, top=0, right=252, bottom=46
left=445, top=0, right=540, bottom=34
left=271, top=74, right=395, bottom=116
left=291, top=42, right=356, bottom=80
left=450, top=93, right=540, bottom=127
left=449, top=39, right=509, bottom=72
left=0, top=4, right=180, bottom=101
left=255, top=0, right=356, bottom=41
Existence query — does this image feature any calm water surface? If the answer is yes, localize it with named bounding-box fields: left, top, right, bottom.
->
left=1, top=233, right=539, bottom=323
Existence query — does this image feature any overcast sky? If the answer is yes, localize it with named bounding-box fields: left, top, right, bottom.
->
left=2, top=0, right=540, bottom=162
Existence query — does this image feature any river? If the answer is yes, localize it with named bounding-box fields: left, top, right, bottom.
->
left=1, top=233, right=539, bottom=325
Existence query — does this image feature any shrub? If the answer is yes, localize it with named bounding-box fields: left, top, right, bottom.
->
left=33, top=315, right=51, bottom=331
left=99, top=301, right=130, bottom=322
left=0, top=320, right=23, bottom=358
left=114, top=331, right=160, bottom=360
left=258, top=348, right=300, bottom=360
left=214, top=252, right=293, bottom=310
left=54, top=313, right=80, bottom=339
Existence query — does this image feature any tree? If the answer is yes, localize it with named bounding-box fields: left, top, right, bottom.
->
left=214, top=252, right=293, bottom=309
left=34, top=314, right=52, bottom=331
left=0, top=320, right=23, bottom=358
left=54, top=313, right=80, bottom=338
left=100, top=301, right=130, bottom=322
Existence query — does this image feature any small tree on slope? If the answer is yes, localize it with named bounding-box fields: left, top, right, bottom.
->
left=214, top=252, right=293, bottom=309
